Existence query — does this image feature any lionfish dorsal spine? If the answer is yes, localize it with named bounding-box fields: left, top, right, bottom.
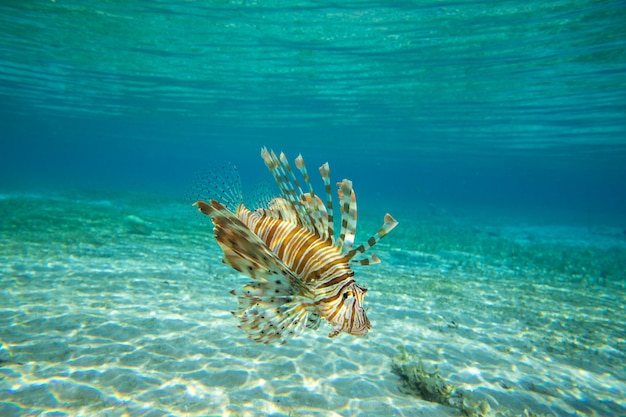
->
left=262, top=150, right=300, bottom=211
left=294, top=154, right=314, bottom=196
left=279, top=152, right=305, bottom=195
left=346, top=212, right=398, bottom=261
left=280, top=153, right=328, bottom=236
left=299, top=193, right=330, bottom=241
left=262, top=148, right=320, bottom=235
left=318, top=162, right=335, bottom=244
left=335, top=179, right=357, bottom=253
left=190, top=161, right=243, bottom=213
left=294, top=155, right=331, bottom=240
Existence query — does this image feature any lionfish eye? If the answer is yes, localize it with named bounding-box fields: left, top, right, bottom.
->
left=342, top=291, right=353, bottom=300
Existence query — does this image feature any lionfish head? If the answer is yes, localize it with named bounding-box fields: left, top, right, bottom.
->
left=327, top=282, right=372, bottom=338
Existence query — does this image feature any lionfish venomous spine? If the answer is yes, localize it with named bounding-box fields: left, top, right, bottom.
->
left=194, top=147, right=398, bottom=344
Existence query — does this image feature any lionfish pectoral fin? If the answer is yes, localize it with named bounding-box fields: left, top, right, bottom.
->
left=233, top=287, right=318, bottom=344
left=328, top=327, right=342, bottom=338
left=346, top=213, right=398, bottom=261
left=195, top=199, right=302, bottom=287
left=193, top=200, right=212, bottom=215
left=196, top=198, right=318, bottom=344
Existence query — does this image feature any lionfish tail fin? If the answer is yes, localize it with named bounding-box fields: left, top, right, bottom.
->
left=244, top=177, right=276, bottom=210
left=189, top=162, right=243, bottom=213
left=347, top=213, right=398, bottom=261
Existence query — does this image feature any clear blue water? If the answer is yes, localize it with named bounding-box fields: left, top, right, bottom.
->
left=2, top=0, right=625, bottom=211
left=1, top=1, right=625, bottom=416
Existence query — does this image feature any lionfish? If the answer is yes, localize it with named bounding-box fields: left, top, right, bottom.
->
left=193, top=148, right=398, bottom=344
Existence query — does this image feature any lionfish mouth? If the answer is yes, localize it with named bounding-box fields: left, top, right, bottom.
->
left=351, top=316, right=372, bottom=336
left=329, top=323, right=370, bottom=338
left=328, top=307, right=371, bottom=338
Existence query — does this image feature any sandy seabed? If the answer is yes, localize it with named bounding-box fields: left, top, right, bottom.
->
left=0, top=192, right=624, bottom=417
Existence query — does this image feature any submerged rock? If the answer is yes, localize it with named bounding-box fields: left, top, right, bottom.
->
left=124, top=214, right=152, bottom=235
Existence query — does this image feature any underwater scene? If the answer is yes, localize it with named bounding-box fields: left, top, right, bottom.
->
left=1, top=1, right=625, bottom=416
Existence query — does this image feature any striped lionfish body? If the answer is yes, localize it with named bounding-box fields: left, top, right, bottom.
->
left=194, top=148, right=398, bottom=344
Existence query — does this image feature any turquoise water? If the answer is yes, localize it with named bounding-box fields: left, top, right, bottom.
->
left=1, top=1, right=625, bottom=416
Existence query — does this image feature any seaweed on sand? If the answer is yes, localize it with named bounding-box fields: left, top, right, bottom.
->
left=391, top=345, right=454, bottom=404
left=391, top=345, right=490, bottom=417
left=391, top=346, right=555, bottom=417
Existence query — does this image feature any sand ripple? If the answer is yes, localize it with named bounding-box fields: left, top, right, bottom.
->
left=1, top=193, right=624, bottom=416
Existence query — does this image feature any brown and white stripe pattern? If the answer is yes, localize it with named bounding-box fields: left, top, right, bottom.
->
left=194, top=147, right=398, bottom=344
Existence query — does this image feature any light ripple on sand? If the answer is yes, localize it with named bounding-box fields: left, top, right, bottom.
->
left=0, top=193, right=624, bottom=416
